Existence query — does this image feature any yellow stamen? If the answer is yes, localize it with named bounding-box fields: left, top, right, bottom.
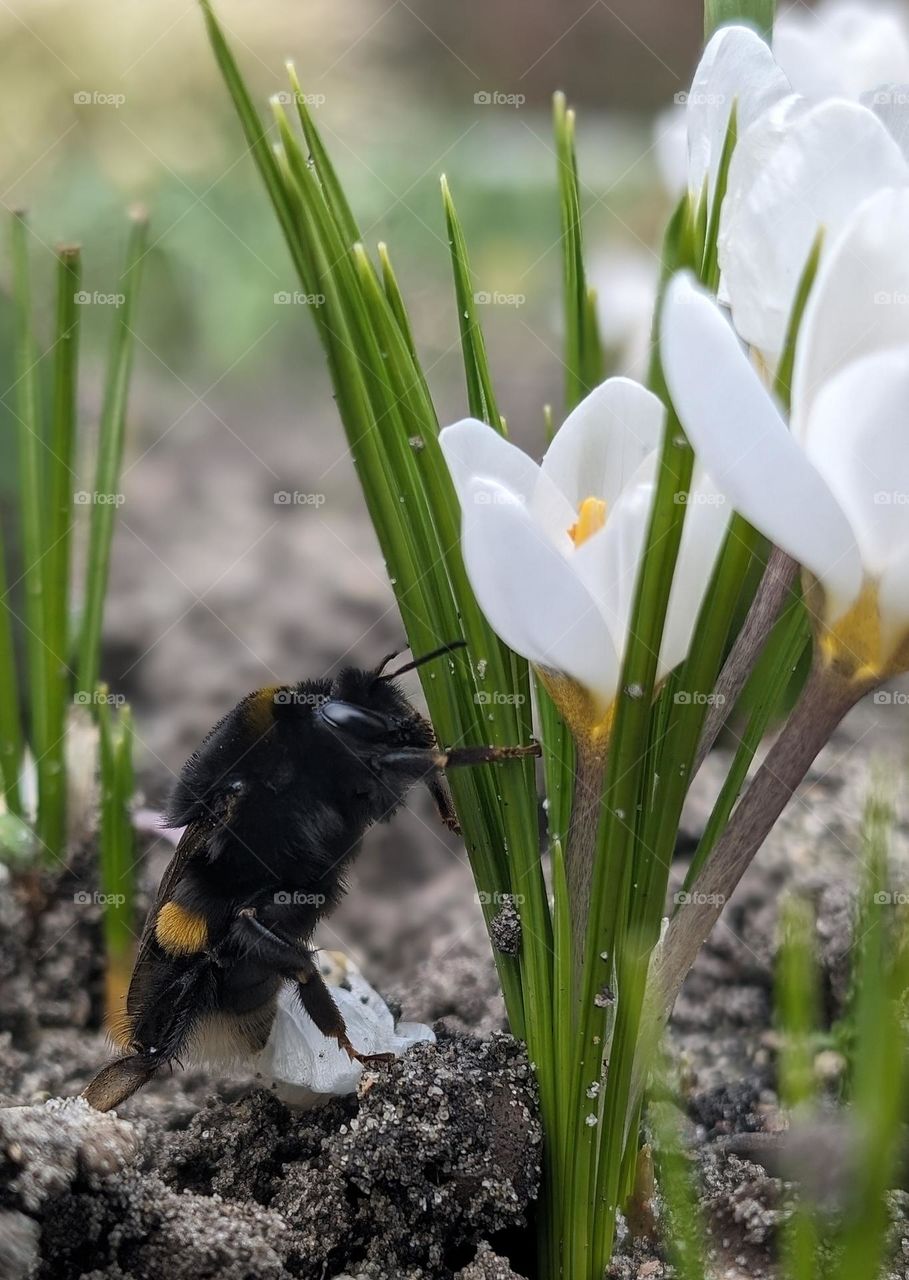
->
left=568, top=496, right=607, bottom=547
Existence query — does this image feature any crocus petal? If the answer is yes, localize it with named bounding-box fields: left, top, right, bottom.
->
left=792, top=187, right=909, bottom=439
left=879, top=545, right=909, bottom=658
left=773, top=15, right=847, bottom=101
left=660, top=471, right=732, bottom=679
left=776, top=1, right=909, bottom=103
left=439, top=418, right=575, bottom=545
left=804, top=348, right=909, bottom=577
left=864, top=84, right=909, bottom=160
left=440, top=417, right=542, bottom=505
left=540, top=377, right=665, bottom=511
left=572, top=456, right=729, bottom=683
left=661, top=272, right=863, bottom=622
left=571, top=453, right=657, bottom=657
left=460, top=476, right=620, bottom=708
left=653, top=102, right=689, bottom=199
left=687, top=25, right=791, bottom=203
left=720, top=99, right=907, bottom=359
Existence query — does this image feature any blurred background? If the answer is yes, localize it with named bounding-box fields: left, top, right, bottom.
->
left=0, top=0, right=701, bottom=794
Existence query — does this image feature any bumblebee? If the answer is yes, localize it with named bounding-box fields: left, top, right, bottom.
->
left=83, top=643, right=537, bottom=1112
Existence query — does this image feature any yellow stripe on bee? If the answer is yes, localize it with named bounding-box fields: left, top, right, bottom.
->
left=155, top=902, right=209, bottom=955
left=245, top=685, right=281, bottom=733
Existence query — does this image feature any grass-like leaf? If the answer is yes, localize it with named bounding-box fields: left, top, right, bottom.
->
left=704, top=0, right=774, bottom=38
left=37, top=245, right=81, bottom=858
left=77, top=209, right=149, bottom=697
left=98, top=695, right=136, bottom=1022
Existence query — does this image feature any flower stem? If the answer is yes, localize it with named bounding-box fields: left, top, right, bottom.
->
left=693, top=546, right=798, bottom=775
left=634, top=660, right=865, bottom=1115
left=565, top=739, right=606, bottom=980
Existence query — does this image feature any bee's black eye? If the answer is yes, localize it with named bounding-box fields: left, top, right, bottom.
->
left=318, top=699, right=392, bottom=741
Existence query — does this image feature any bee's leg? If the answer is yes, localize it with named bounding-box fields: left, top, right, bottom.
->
left=383, top=742, right=540, bottom=773
left=82, top=1053, right=161, bottom=1112
left=294, top=952, right=394, bottom=1068
left=227, top=908, right=312, bottom=973
left=424, top=772, right=461, bottom=834
left=437, top=742, right=541, bottom=768
left=82, top=961, right=215, bottom=1112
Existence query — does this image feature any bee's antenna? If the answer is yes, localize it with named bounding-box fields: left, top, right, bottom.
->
left=375, top=649, right=404, bottom=677
left=378, top=639, right=467, bottom=681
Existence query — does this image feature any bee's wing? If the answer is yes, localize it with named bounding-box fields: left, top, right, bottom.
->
left=133, top=820, right=211, bottom=961
left=117, top=792, right=240, bottom=1043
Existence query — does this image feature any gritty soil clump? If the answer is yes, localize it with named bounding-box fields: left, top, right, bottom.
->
left=1, top=1036, right=540, bottom=1280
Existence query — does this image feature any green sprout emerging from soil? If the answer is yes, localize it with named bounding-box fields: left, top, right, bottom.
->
left=0, top=209, right=146, bottom=1010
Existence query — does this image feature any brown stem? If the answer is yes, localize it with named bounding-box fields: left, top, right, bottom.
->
left=629, top=661, right=865, bottom=1126
left=566, top=740, right=606, bottom=980
left=694, top=547, right=798, bottom=777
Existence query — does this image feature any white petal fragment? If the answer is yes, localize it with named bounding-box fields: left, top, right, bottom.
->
left=661, top=273, right=863, bottom=620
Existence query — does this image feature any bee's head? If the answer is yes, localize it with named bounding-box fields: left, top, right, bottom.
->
left=167, top=642, right=465, bottom=828
left=310, top=643, right=464, bottom=762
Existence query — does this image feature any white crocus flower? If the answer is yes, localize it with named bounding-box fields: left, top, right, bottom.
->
left=685, top=24, right=791, bottom=208
left=719, top=92, right=908, bottom=361
left=662, top=187, right=909, bottom=683
left=439, top=378, right=730, bottom=743
left=652, top=25, right=790, bottom=209
left=774, top=0, right=909, bottom=104
left=660, top=22, right=909, bottom=364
